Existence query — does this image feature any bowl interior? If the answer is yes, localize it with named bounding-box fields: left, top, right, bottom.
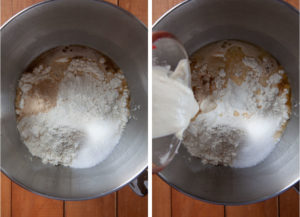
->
left=1, top=0, right=147, bottom=200
left=154, top=0, right=299, bottom=204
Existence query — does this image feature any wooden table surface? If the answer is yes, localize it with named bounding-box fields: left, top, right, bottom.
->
left=0, top=0, right=147, bottom=217
left=153, top=1, right=299, bottom=217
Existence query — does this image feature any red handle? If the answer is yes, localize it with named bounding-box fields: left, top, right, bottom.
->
left=152, top=31, right=176, bottom=45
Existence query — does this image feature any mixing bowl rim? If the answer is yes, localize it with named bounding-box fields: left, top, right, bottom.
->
left=153, top=0, right=299, bottom=29
left=1, top=167, right=148, bottom=201
left=0, top=0, right=147, bottom=31
left=158, top=172, right=299, bottom=205
left=1, top=0, right=148, bottom=200
left=154, top=0, right=299, bottom=205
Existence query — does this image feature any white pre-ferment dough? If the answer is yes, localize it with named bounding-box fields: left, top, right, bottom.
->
left=152, top=59, right=199, bottom=139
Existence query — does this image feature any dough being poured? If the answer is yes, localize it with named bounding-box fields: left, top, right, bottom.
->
left=152, top=59, right=199, bottom=139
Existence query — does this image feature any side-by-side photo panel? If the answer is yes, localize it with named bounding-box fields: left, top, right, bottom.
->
left=152, top=0, right=299, bottom=216
left=1, top=0, right=148, bottom=216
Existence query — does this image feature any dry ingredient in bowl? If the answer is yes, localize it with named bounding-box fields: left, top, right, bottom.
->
left=15, top=45, right=130, bottom=168
left=183, top=40, right=291, bottom=168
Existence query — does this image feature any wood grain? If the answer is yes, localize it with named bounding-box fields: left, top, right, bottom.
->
left=152, top=0, right=182, bottom=23
left=153, top=175, right=171, bottom=217
left=11, top=182, right=63, bottom=217
left=12, top=0, right=43, bottom=14
left=285, top=0, right=299, bottom=9
left=172, top=188, right=224, bottom=217
left=119, top=0, right=148, bottom=25
left=279, top=188, right=299, bottom=217
left=1, top=0, right=12, bottom=24
left=105, top=0, right=118, bottom=5
left=117, top=185, right=148, bottom=217
left=226, top=197, right=278, bottom=217
left=1, top=173, right=12, bottom=217
left=65, top=193, right=116, bottom=217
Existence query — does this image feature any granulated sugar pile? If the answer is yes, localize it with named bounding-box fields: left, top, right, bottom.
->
left=183, top=40, right=291, bottom=168
left=16, top=46, right=129, bottom=168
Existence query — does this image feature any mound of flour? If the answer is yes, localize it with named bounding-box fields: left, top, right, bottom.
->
left=184, top=40, right=290, bottom=168
left=16, top=57, right=129, bottom=168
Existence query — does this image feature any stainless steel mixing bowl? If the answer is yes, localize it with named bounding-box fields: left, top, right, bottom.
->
left=153, top=0, right=299, bottom=204
left=1, top=0, right=147, bottom=200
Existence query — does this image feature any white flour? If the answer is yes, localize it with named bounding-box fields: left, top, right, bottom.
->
left=16, top=49, right=129, bottom=168
left=184, top=40, right=291, bottom=168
